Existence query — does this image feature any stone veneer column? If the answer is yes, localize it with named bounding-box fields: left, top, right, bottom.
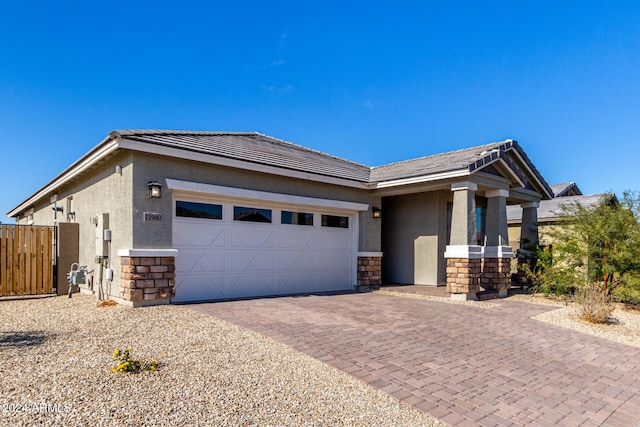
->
left=445, top=182, right=482, bottom=300
left=357, top=252, right=383, bottom=290
left=481, top=189, right=513, bottom=297
left=117, top=249, right=178, bottom=307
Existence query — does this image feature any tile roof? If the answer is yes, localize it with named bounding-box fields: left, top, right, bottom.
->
left=370, top=141, right=509, bottom=182
left=114, top=130, right=372, bottom=183
left=116, top=131, right=552, bottom=196
left=549, top=182, right=582, bottom=197
left=507, top=194, right=608, bottom=222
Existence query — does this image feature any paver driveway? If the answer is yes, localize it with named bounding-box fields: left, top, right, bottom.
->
left=189, top=293, right=640, bottom=426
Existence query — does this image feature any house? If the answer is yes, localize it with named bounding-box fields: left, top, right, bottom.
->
left=8, top=130, right=553, bottom=306
left=507, top=181, right=611, bottom=254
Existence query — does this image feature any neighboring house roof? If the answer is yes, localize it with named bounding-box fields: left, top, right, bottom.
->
left=549, top=182, right=582, bottom=197
left=507, top=193, right=609, bottom=223
left=7, top=130, right=554, bottom=217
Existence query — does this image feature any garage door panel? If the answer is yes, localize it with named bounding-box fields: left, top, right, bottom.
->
left=174, top=276, right=226, bottom=302
left=277, top=251, right=317, bottom=271
left=229, top=251, right=276, bottom=272
left=278, top=231, right=315, bottom=249
left=317, top=252, right=352, bottom=270
left=176, top=250, right=226, bottom=273
left=174, top=222, right=226, bottom=247
left=228, top=228, right=279, bottom=249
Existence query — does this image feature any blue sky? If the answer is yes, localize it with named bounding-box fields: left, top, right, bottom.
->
left=1, top=1, right=639, bottom=221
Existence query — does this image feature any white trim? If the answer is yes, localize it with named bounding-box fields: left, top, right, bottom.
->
left=166, top=179, right=370, bottom=212
left=522, top=201, right=540, bottom=209
left=451, top=181, right=478, bottom=192
left=372, top=169, right=470, bottom=189
left=117, top=249, right=179, bottom=257
left=485, top=189, right=510, bottom=198
left=357, top=251, right=383, bottom=257
left=119, top=139, right=370, bottom=190
left=444, top=245, right=483, bottom=259
left=483, top=246, right=514, bottom=258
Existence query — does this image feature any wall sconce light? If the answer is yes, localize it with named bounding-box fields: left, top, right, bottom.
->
left=372, top=207, right=382, bottom=218
left=148, top=181, right=162, bottom=199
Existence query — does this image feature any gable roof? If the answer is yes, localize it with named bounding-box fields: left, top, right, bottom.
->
left=549, top=182, right=582, bottom=197
left=371, top=139, right=553, bottom=198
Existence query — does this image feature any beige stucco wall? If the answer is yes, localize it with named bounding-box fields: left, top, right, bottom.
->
left=17, top=151, right=134, bottom=300
left=130, top=152, right=382, bottom=252
left=382, top=190, right=449, bottom=286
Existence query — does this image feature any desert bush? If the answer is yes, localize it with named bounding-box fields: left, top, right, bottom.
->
left=111, top=348, right=159, bottom=373
left=576, top=282, right=614, bottom=324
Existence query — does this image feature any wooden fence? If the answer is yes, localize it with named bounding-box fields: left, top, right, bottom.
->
left=0, top=224, right=56, bottom=297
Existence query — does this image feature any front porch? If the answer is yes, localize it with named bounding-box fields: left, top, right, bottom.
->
left=380, top=282, right=525, bottom=301
left=377, top=141, right=551, bottom=301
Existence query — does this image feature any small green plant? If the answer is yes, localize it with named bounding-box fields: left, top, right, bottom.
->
left=576, top=282, right=614, bottom=324
left=111, top=348, right=159, bottom=373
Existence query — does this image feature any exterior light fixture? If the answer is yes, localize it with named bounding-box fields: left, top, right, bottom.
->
left=148, top=181, right=162, bottom=199
left=372, top=207, right=382, bottom=218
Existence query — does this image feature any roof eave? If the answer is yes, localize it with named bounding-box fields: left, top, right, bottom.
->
left=7, top=133, right=120, bottom=218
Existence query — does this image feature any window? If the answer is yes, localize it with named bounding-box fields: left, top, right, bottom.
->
left=321, top=214, right=349, bottom=228
left=281, top=211, right=313, bottom=226
left=476, top=207, right=487, bottom=245
left=234, top=206, right=272, bottom=223
left=176, top=201, right=222, bottom=220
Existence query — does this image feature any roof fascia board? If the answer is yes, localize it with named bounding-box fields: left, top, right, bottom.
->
left=372, top=169, right=470, bottom=190
left=475, top=158, right=525, bottom=188
left=8, top=137, right=119, bottom=217
left=510, top=148, right=553, bottom=199
left=509, top=187, right=543, bottom=203
left=166, top=179, right=370, bottom=212
left=472, top=172, right=512, bottom=190
left=118, top=138, right=369, bottom=190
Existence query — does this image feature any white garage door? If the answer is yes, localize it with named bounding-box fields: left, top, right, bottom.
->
left=172, top=198, right=357, bottom=302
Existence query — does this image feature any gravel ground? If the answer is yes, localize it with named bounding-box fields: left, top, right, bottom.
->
left=0, top=294, right=442, bottom=427
left=509, top=293, right=640, bottom=348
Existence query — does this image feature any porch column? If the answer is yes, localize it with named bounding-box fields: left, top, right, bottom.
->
left=519, top=201, right=539, bottom=250
left=445, top=182, right=482, bottom=301
left=481, top=189, right=513, bottom=297
left=516, top=201, right=539, bottom=284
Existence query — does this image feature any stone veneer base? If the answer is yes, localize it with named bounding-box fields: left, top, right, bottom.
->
left=481, top=257, right=512, bottom=292
left=357, top=256, right=382, bottom=288
left=120, top=256, right=176, bottom=304
left=445, top=257, right=482, bottom=295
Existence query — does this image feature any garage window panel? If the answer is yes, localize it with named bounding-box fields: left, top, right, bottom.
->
left=176, top=201, right=222, bottom=220
left=234, top=206, right=272, bottom=223
left=321, top=214, right=349, bottom=228
left=281, top=210, right=313, bottom=226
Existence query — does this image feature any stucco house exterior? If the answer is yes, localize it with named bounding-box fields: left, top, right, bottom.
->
left=8, top=130, right=552, bottom=306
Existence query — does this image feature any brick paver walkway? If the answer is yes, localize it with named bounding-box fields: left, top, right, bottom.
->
left=189, top=293, right=640, bottom=426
